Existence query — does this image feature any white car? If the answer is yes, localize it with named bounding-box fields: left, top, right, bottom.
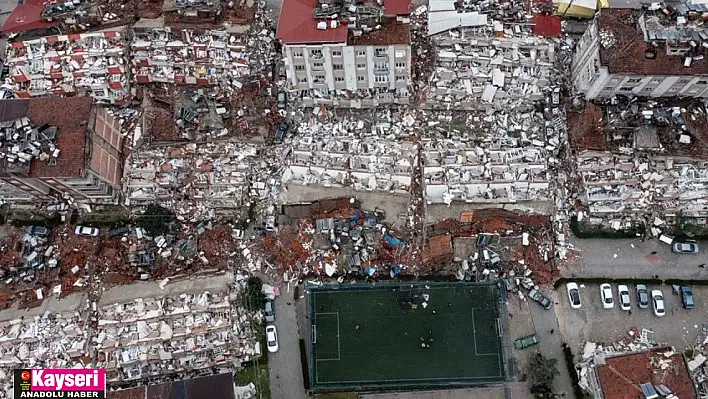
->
left=566, top=282, right=582, bottom=309
left=617, top=285, right=631, bottom=311
left=600, top=283, right=614, bottom=309
left=266, top=325, right=279, bottom=353
left=651, top=290, right=665, bottom=317
left=74, top=226, right=100, bottom=237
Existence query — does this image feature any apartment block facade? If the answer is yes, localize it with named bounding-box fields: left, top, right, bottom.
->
left=277, top=0, right=412, bottom=107
left=572, top=7, right=708, bottom=100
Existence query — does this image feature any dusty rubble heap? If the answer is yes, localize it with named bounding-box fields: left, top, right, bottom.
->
left=0, top=312, right=88, bottom=393
left=95, top=290, right=257, bottom=383
left=0, top=117, right=61, bottom=177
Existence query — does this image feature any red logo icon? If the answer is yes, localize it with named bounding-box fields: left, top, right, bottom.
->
left=20, top=371, right=30, bottom=381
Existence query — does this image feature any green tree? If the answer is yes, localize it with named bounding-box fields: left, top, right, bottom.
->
left=244, top=277, right=266, bottom=311
left=135, top=204, right=174, bottom=236
left=528, top=352, right=559, bottom=398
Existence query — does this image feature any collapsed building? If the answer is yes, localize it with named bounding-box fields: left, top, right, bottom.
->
left=569, top=100, right=708, bottom=222
left=281, top=113, right=414, bottom=192
left=0, top=97, right=126, bottom=205
left=96, top=290, right=258, bottom=384
left=572, top=5, right=708, bottom=100
left=5, top=27, right=130, bottom=104
left=131, top=18, right=250, bottom=90
left=277, top=0, right=412, bottom=107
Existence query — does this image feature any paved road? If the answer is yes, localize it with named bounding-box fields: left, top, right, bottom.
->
left=565, top=237, right=708, bottom=280
left=268, top=292, right=307, bottom=399
left=528, top=301, right=574, bottom=397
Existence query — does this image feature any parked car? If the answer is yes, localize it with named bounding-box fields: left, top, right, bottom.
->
left=673, top=242, right=699, bottom=254
left=635, top=284, right=649, bottom=309
left=274, top=122, right=288, bottom=143
left=264, top=300, right=275, bottom=323
left=108, top=227, right=130, bottom=238
left=617, top=285, right=631, bottom=311
left=514, top=334, right=539, bottom=350
left=566, top=282, right=582, bottom=309
left=600, top=283, right=614, bottom=309
left=25, top=226, right=51, bottom=237
left=74, top=226, right=100, bottom=237
left=266, top=325, right=279, bottom=353
left=265, top=216, right=276, bottom=232
left=681, top=286, right=694, bottom=309
left=277, top=90, right=287, bottom=109
left=651, top=289, right=665, bottom=317
left=528, top=288, right=552, bottom=310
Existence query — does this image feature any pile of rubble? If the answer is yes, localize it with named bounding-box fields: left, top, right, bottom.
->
left=95, top=289, right=258, bottom=384
left=0, top=311, right=89, bottom=396
left=0, top=116, right=62, bottom=174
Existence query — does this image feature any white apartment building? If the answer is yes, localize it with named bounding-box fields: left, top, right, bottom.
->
left=276, top=0, right=412, bottom=107
left=572, top=6, right=708, bottom=100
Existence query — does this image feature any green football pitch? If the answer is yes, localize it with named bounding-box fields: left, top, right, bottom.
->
left=307, top=282, right=506, bottom=388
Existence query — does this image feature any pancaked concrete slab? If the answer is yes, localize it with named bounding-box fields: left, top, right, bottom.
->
left=0, top=292, right=86, bottom=322
left=98, top=272, right=233, bottom=306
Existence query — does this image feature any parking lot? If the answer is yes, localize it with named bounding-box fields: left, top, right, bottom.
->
left=554, top=283, right=707, bottom=359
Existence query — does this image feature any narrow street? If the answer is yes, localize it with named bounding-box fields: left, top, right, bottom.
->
left=566, top=237, right=708, bottom=280
left=268, top=292, right=307, bottom=399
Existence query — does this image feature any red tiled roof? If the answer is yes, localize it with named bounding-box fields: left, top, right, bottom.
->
left=1, top=0, right=60, bottom=34
left=531, top=13, right=561, bottom=37
left=276, top=0, right=348, bottom=44
left=597, top=348, right=697, bottom=399
left=598, top=9, right=708, bottom=75
left=26, top=97, right=93, bottom=178
left=384, top=0, right=411, bottom=15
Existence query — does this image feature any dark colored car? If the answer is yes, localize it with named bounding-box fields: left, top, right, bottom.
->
left=108, top=227, right=131, bottom=238
left=25, top=226, right=51, bottom=237
left=681, top=286, right=694, bottom=309
left=274, top=122, right=288, bottom=143
left=529, top=288, right=553, bottom=310
left=635, top=284, right=649, bottom=309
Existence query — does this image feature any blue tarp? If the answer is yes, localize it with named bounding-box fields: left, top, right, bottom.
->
left=384, top=234, right=406, bottom=248
left=390, top=265, right=401, bottom=277
left=364, top=266, right=378, bottom=276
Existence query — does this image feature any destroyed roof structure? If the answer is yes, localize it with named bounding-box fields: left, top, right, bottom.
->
left=107, top=372, right=238, bottom=399
left=572, top=5, right=708, bottom=100
left=277, top=0, right=412, bottom=107
left=5, top=27, right=129, bottom=104
left=569, top=99, right=708, bottom=219
left=0, top=0, right=61, bottom=34
left=131, top=18, right=250, bottom=89
left=0, top=97, right=126, bottom=204
left=596, top=348, right=697, bottom=399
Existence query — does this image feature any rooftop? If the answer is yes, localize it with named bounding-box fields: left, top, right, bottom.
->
left=276, top=0, right=410, bottom=44
left=597, top=348, right=696, bottom=399
left=597, top=7, right=708, bottom=75
left=0, top=0, right=60, bottom=34
left=0, top=97, right=92, bottom=179
left=107, top=373, right=236, bottom=399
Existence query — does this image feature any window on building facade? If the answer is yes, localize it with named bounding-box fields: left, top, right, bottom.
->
left=396, top=75, right=406, bottom=81
left=30, top=79, right=44, bottom=91
left=642, top=87, right=653, bottom=92
left=313, top=62, right=323, bottom=69
left=604, top=86, right=614, bottom=91
left=357, top=76, right=365, bottom=81
left=110, top=74, right=122, bottom=82
left=293, top=51, right=303, bottom=58
left=332, top=50, right=342, bottom=56
left=374, top=62, right=388, bottom=70
left=313, top=75, right=325, bottom=83
left=375, top=48, right=387, bottom=57
left=333, top=64, right=343, bottom=70
left=357, top=64, right=366, bottom=69
left=395, top=62, right=406, bottom=68
left=668, top=87, right=680, bottom=92
left=375, top=75, right=388, bottom=83
left=395, top=50, right=406, bottom=58
left=619, top=87, right=633, bottom=91
left=310, top=49, right=323, bottom=58
left=334, top=76, right=344, bottom=82
left=678, top=79, right=690, bottom=84
left=698, top=80, right=708, bottom=85
left=651, top=78, right=662, bottom=83
left=295, top=65, right=305, bottom=71
left=298, top=77, right=308, bottom=83
left=625, top=78, right=641, bottom=83
left=357, top=50, right=366, bottom=56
